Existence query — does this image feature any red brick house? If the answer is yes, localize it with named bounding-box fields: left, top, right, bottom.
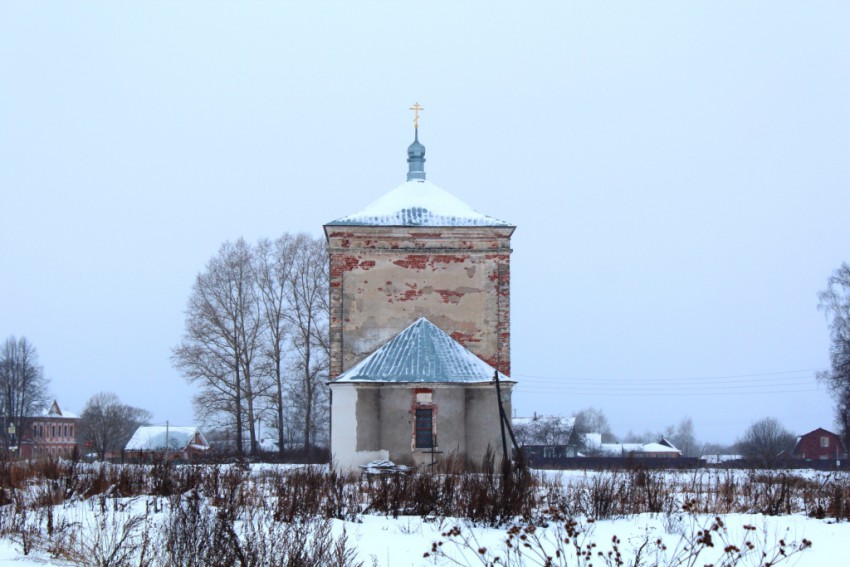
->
left=792, top=428, right=847, bottom=461
left=18, top=401, right=80, bottom=460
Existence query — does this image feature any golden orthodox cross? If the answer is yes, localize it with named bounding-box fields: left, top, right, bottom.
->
left=410, top=102, right=424, bottom=129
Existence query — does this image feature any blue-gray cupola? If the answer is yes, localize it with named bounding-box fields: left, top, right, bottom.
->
left=406, top=128, right=426, bottom=181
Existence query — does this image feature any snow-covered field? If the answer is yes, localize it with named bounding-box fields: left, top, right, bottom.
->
left=0, top=464, right=846, bottom=566
left=0, top=508, right=844, bottom=566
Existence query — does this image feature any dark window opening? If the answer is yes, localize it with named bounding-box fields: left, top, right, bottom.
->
left=415, top=408, right=434, bottom=449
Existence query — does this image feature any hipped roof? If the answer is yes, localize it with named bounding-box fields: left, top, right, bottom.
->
left=326, top=180, right=512, bottom=227
left=333, top=317, right=510, bottom=384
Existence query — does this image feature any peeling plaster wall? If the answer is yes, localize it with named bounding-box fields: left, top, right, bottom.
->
left=325, top=226, right=514, bottom=378
left=465, top=385, right=512, bottom=465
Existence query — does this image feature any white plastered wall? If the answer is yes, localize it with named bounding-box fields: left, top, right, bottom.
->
left=330, top=383, right=388, bottom=471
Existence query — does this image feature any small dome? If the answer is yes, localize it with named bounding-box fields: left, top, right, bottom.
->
left=406, top=128, right=426, bottom=181
left=407, top=137, right=425, bottom=158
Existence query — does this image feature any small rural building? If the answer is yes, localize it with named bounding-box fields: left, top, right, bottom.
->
left=792, top=428, right=847, bottom=461
left=638, top=439, right=682, bottom=458
left=595, top=437, right=682, bottom=458
left=124, top=426, right=210, bottom=461
left=325, top=117, right=516, bottom=471
left=18, top=401, right=79, bottom=460
left=522, top=444, right=580, bottom=461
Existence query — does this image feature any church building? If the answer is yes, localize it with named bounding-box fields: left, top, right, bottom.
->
left=325, top=108, right=516, bottom=470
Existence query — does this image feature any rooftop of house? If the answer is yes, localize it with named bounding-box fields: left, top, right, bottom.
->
left=587, top=436, right=682, bottom=456
left=125, top=426, right=208, bottom=452
left=42, top=401, right=78, bottom=419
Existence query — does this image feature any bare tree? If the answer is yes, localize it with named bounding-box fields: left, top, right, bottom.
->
left=736, top=417, right=796, bottom=468
left=175, top=234, right=331, bottom=459
left=286, top=235, right=330, bottom=457
left=78, top=392, right=152, bottom=459
left=0, top=336, right=50, bottom=449
left=173, top=239, right=268, bottom=456
left=253, top=234, right=298, bottom=455
left=818, top=262, right=850, bottom=449
left=663, top=417, right=698, bottom=457
left=572, top=407, right=616, bottom=442
left=513, top=415, right=574, bottom=447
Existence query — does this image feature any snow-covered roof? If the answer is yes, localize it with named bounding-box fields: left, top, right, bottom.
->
left=333, top=317, right=510, bottom=384
left=599, top=441, right=681, bottom=456
left=44, top=401, right=78, bottom=419
left=124, top=426, right=208, bottom=452
left=513, top=415, right=576, bottom=429
left=641, top=442, right=681, bottom=454
left=326, top=180, right=512, bottom=227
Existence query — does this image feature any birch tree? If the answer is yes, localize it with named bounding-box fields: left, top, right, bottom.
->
left=173, top=239, right=267, bottom=456
left=253, top=233, right=298, bottom=455
left=818, top=262, right=850, bottom=448
left=286, top=235, right=330, bottom=457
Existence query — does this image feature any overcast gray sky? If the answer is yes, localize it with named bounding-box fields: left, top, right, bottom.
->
left=2, top=2, right=848, bottom=446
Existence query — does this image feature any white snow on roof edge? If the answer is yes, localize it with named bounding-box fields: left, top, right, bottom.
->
left=327, top=180, right=513, bottom=227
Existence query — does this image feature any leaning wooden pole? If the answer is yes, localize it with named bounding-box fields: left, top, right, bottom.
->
left=494, top=370, right=509, bottom=464
left=502, top=403, right=521, bottom=455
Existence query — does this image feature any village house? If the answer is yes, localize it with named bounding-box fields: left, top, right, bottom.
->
left=326, top=112, right=516, bottom=470
left=791, top=428, right=847, bottom=462
left=124, top=425, right=210, bottom=462
left=17, top=401, right=79, bottom=460
left=591, top=435, right=682, bottom=458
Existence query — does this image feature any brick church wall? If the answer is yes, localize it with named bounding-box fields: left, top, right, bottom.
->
left=326, top=225, right=514, bottom=378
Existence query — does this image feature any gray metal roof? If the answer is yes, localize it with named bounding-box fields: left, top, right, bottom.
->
left=333, top=317, right=509, bottom=383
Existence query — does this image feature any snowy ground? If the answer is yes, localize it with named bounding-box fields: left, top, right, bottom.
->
left=0, top=511, right=845, bottom=566
left=351, top=514, right=846, bottom=566
left=0, top=466, right=846, bottom=566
